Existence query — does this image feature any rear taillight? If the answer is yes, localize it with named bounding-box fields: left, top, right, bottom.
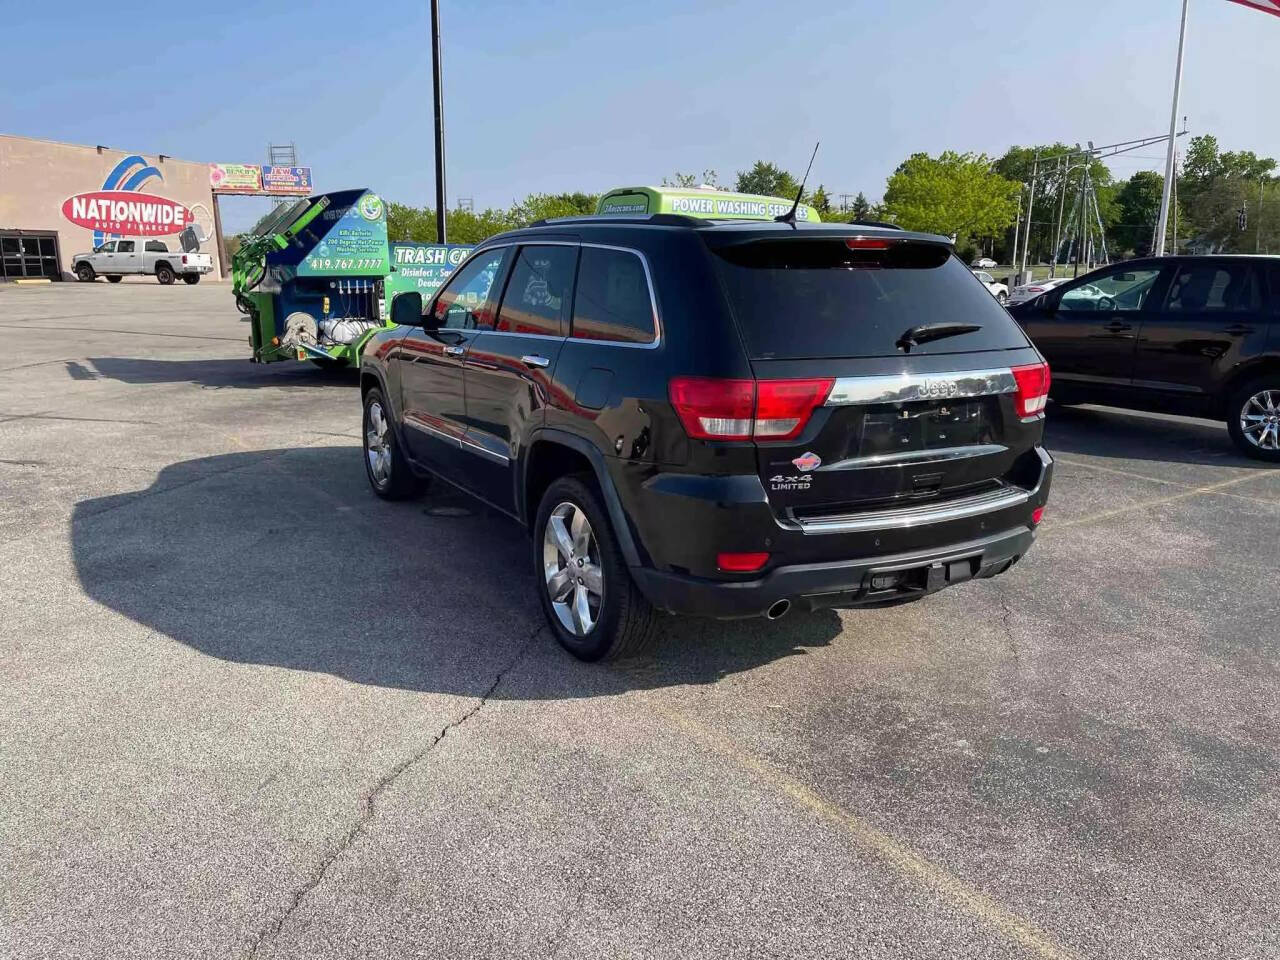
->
left=181, top=255, right=188, bottom=264
left=717, top=551, right=770, bottom=572
left=845, top=237, right=892, bottom=250
left=1011, top=362, right=1051, bottom=418
left=1031, top=506, right=1045, bottom=525
left=669, top=377, right=833, bottom=441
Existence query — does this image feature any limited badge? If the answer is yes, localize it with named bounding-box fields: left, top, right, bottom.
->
left=792, top=451, right=822, bottom=472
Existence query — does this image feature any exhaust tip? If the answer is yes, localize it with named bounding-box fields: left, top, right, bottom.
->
left=766, top=599, right=792, bottom=621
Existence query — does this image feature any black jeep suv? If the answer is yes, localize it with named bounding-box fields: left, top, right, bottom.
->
left=1010, top=255, right=1280, bottom=461
left=360, top=216, right=1053, bottom=660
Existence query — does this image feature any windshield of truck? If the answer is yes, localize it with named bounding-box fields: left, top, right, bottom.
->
left=712, top=238, right=1028, bottom=359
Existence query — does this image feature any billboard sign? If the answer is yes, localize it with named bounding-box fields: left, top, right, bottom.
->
left=61, top=190, right=193, bottom=237
left=386, top=243, right=473, bottom=298
left=209, top=163, right=263, bottom=194
left=261, top=165, right=313, bottom=195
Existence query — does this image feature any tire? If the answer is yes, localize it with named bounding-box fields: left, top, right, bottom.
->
left=534, top=474, right=658, bottom=661
left=156, top=265, right=175, bottom=285
left=106, top=275, right=123, bottom=283
left=75, top=263, right=95, bottom=282
left=1226, top=377, right=1280, bottom=462
left=182, top=274, right=200, bottom=285
left=362, top=387, right=428, bottom=500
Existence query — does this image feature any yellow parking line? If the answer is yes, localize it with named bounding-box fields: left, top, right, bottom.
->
left=1050, top=455, right=1186, bottom=488
left=652, top=704, right=1078, bottom=960
left=1051, top=471, right=1267, bottom=530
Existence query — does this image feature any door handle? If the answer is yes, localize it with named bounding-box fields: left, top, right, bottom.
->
left=443, top=344, right=465, bottom=357
left=521, top=354, right=551, bottom=369
left=1224, top=324, right=1255, bottom=336
left=1102, top=321, right=1132, bottom=333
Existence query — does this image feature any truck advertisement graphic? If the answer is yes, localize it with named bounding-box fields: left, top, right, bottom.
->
left=386, top=242, right=472, bottom=299
left=297, top=193, right=389, bottom=276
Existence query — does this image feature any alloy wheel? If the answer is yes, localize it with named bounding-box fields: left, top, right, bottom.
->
left=542, top=501, right=604, bottom=637
left=1240, top=389, right=1280, bottom=452
left=365, top=400, right=392, bottom=486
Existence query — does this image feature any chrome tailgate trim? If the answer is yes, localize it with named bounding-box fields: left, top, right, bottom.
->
left=825, top=368, right=1016, bottom=406
left=793, top=485, right=1030, bottom=534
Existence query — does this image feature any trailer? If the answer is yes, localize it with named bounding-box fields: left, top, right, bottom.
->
left=234, top=188, right=392, bottom=367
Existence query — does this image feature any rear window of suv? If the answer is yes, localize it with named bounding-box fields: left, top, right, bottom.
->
left=712, top=238, right=1029, bottom=359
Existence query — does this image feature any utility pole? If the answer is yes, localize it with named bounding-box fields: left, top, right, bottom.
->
left=1052, top=157, right=1068, bottom=278
left=1258, top=177, right=1266, bottom=253
left=1155, top=0, right=1190, bottom=256
left=430, top=0, right=447, bottom=243
left=1010, top=188, right=1023, bottom=275
left=1021, top=150, right=1040, bottom=281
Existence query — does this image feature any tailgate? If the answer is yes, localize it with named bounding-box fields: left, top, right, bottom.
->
left=707, top=232, right=1046, bottom=521
left=751, top=355, right=1042, bottom=520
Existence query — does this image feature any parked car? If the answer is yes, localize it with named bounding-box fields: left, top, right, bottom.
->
left=360, top=216, right=1053, bottom=660
left=973, top=270, right=1009, bottom=304
left=72, top=238, right=212, bottom=285
left=972, top=257, right=998, bottom=269
left=1009, top=255, right=1280, bottom=461
left=1008, top=276, right=1071, bottom=305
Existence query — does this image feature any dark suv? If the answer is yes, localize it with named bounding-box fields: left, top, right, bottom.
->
left=360, top=216, right=1053, bottom=660
left=1010, top=255, right=1280, bottom=460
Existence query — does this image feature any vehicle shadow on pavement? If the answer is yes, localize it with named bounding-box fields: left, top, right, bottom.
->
left=70, top=446, right=842, bottom=697
left=1044, top=403, right=1269, bottom=469
left=76, top=357, right=359, bottom=390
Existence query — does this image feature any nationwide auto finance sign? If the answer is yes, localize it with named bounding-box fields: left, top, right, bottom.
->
left=61, top=191, right=193, bottom=237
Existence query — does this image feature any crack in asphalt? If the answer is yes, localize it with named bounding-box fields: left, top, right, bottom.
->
left=243, top=624, right=543, bottom=959
left=992, top=582, right=1020, bottom=665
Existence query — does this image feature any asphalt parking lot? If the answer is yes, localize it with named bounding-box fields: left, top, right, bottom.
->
left=2, top=280, right=1278, bottom=960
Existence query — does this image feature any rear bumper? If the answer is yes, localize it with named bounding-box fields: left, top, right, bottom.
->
left=617, top=446, right=1052, bottom=619
left=632, top=526, right=1035, bottom=618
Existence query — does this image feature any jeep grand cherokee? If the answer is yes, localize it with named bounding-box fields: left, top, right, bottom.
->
left=360, top=215, right=1053, bottom=660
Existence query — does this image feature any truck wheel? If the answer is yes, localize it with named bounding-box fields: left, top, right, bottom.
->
left=1227, top=377, right=1280, bottom=463
left=182, top=274, right=200, bottom=285
left=106, top=275, right=123, bottom=283
left=362, top=387, right=428, bottom=500
left=156, top=265, right=175, bottom=285
left=534, top=474, right=658, bottom=661
left=75, top=263, right=95, bottom=282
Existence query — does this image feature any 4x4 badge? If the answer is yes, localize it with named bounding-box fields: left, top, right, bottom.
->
left=792, top=452, right=822, bottom=471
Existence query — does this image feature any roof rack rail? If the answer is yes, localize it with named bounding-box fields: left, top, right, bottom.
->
left=525, top=213, right=709, bottom=229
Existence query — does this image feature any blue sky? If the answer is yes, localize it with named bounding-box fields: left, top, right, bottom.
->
left=4, top=0, right=1278, bottom=231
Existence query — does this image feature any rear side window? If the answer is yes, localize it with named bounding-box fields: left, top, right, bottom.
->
left=145, top=240, right=167, bottom=253
left=116, top=241, right=135, bottom=253
left=712, top=239, right=1028, bottom=359
left=571, top=247, right=655, bottom=343
left=496, top=245, right=577, bottom=336
left=1164, top=263, right=1257, bottom=313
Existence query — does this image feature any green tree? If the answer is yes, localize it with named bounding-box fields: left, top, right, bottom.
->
left=662, top=169, right=723, bottom=189
left=883, top=151, right=1019, bottom=242
left=808, top=184, right=831, bottom=215
left=995, top=143, right=1116, bottom=263
left=509, top=192, right=599, bottom=223
left=1111, top=171, right=1165, bottom=256
left=1178, top=134, right=1278, bottom=252
left=735, top=161, right=800, bottom=200
left=850, top=192, right=871, bottom=220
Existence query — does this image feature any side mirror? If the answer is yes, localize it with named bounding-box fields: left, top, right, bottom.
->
left=391, top=291, right=423, bottom=328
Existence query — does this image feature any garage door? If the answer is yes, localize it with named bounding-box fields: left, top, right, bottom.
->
left=0, top=232, right=62, bottom=280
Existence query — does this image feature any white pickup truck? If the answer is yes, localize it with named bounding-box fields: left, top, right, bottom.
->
left=73, top=237, right=213, bottom=285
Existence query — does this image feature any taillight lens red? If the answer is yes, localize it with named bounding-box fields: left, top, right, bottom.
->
left=669, top=377, right=833, bottom=441
left=182, top=255, right=188, bottom=264
left=1031, top=506, right=1045, bottom=525
left=845, top=237, right=891, bottom=250
left=1011, top=362, right=1051, bottom=418
left=717, top=551, right=770, bottom=572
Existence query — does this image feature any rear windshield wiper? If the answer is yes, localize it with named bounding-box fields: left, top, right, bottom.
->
left=895, top=322, right=981, bottom=353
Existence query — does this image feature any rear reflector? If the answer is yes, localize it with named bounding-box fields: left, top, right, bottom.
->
left=1031, top=506, right=1045, bottom=525
left=717, top=551, right=770, bottom=572
left=669, top=377, right=833, bottom=441
left=1011, top=362, right=1051, bottom=418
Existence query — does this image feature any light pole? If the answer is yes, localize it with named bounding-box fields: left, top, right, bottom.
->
left=430, top=0, right=447, bottom=244
left=1155, top=0, right=1190, bottom=256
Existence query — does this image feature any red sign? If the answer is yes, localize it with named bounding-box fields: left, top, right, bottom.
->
left=61, top=190, right=193, bottom=237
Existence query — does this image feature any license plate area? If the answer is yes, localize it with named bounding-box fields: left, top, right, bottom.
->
left=857, top=397, right=996, bottom=459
